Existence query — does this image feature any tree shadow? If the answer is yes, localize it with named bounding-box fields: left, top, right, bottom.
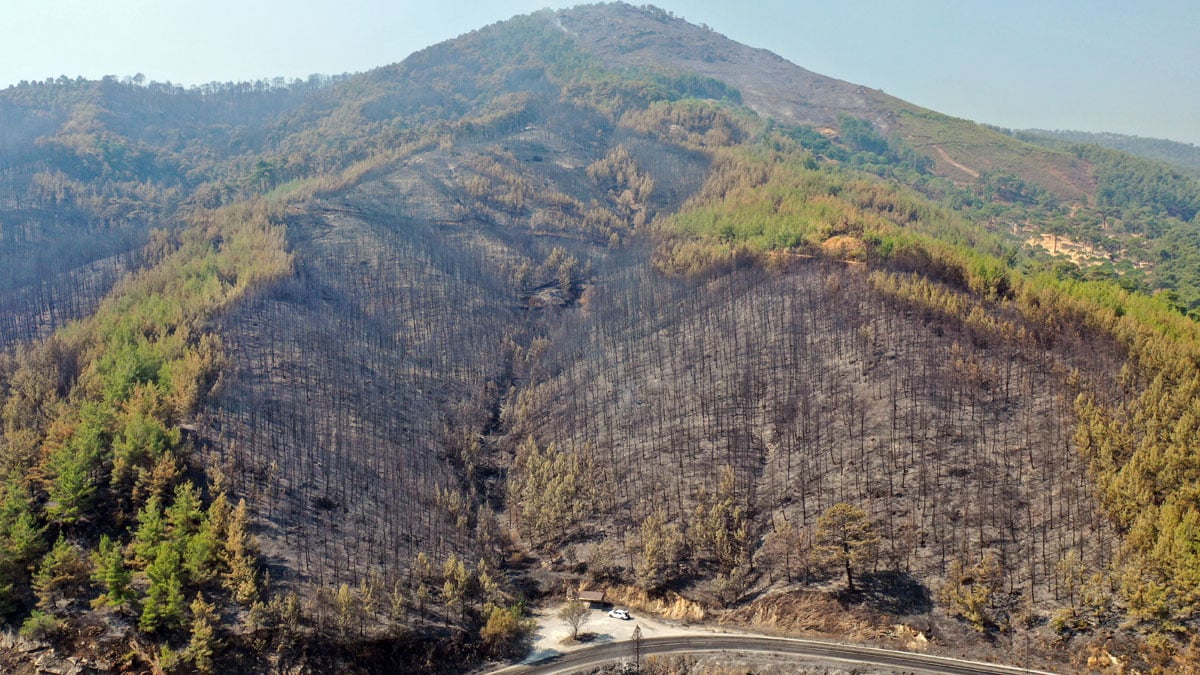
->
left=852, top=570, right=933, bottom=615
left=570, top=631, right=613, bottom=645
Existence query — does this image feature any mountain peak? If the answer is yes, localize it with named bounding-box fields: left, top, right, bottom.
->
left=557, top=2, right=893, bottom=130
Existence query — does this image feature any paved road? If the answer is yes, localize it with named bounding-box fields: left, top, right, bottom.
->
left=490, top=635, right=1054, bottom=675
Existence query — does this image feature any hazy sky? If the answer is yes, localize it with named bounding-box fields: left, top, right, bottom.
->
left=4, top=1, right=1197, bottom=144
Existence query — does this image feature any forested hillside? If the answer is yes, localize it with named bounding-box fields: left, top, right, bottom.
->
left=1020, top=128, right=1200, bottom=176
left=2, top=3, right=1200, bottom=673
left=0, top=74, right=348, bottom=347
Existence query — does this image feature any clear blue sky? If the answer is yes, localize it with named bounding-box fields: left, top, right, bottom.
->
left=4, top=1, right=1198, bottom=145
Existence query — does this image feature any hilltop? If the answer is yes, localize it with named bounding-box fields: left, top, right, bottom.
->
left=560, top=3, right=1096, bottom=200
left=1019, top=128, right=1200, bottom=176
left=0, top=3, right=1199, bottom=673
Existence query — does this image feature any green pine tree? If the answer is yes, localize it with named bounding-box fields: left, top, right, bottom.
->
left=90, top=535, right=133, bottom=611
left=140, top=542, right=186, bottom=632
left=165, top=481, right=204, bottom=537
left=32, top=535, right=87, bottom=614
left=132, top=495, right=166, bottom=567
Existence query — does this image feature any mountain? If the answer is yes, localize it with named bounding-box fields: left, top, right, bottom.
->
left=559, top=3, right=1099, bottom=200
left=2, top=3, right=1200, bottom=673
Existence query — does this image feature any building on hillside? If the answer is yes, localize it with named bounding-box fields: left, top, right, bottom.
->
left=576, top=589, right=605, bottom=607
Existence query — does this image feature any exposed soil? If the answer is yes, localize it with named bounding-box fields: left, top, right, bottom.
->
left=1025, top=233, right=1111, bottom=265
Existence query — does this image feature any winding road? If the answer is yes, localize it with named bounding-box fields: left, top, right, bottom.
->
left=490, top=635, right=1054, bottom=675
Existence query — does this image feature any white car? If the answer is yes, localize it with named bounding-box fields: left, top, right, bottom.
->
left=608, top=608, right=631, bottom=620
